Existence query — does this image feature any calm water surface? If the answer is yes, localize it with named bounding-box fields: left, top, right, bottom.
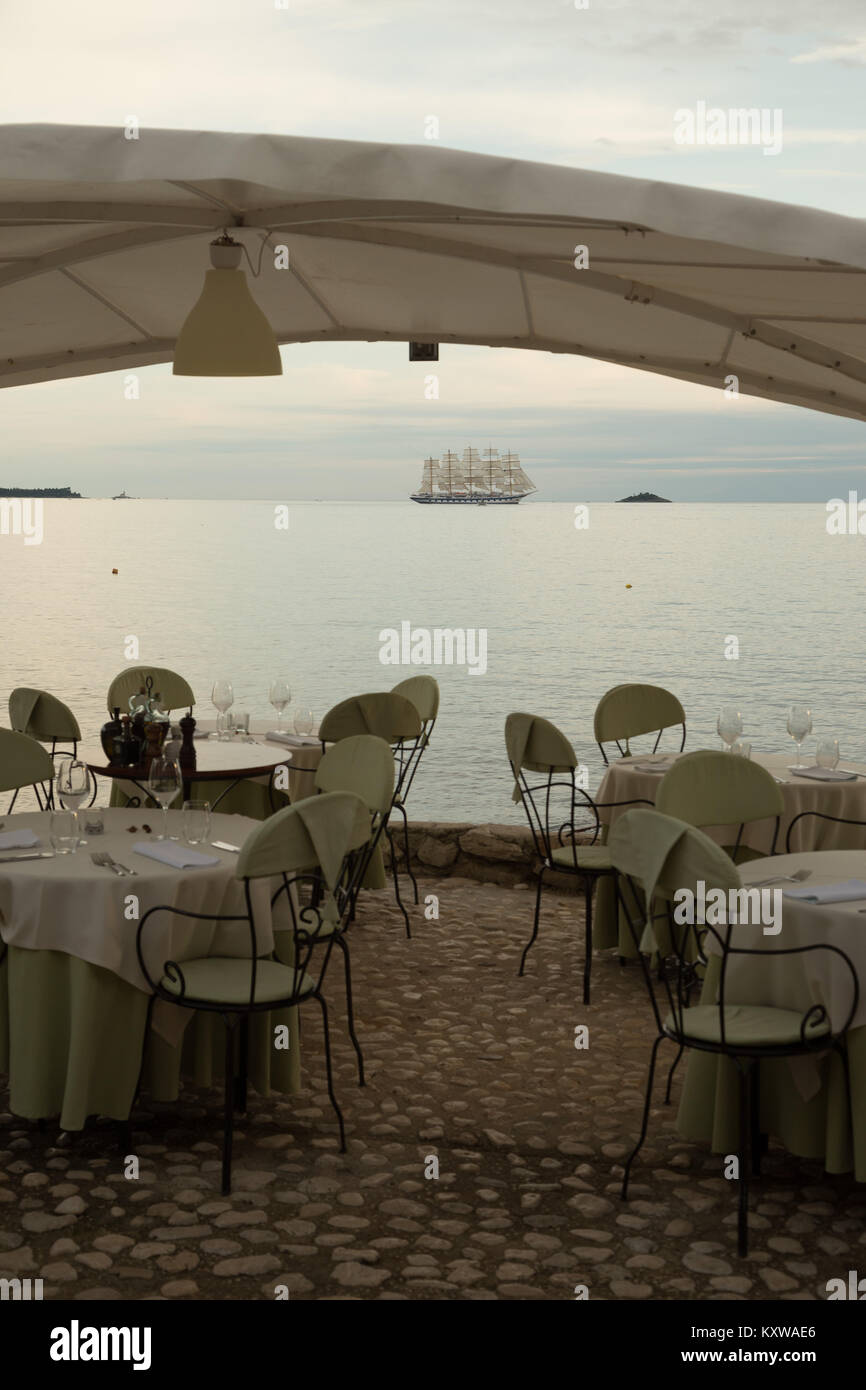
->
left=2, top=500, right=861, bottom=824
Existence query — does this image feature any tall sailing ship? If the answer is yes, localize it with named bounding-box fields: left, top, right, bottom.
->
left=411, top=446, right=537, bottom=504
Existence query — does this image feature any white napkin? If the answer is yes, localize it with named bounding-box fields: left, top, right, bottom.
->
left=133, top=842, right=220, bottom=869
left=790, top=766, right=857, bottom=782
left=629, top=761, right=674, bottom=775
left=0, top=829, right=40, bottom=850
left=265, top=731, right=317, bottom=746
left=783, top=878, right=866, bottom=904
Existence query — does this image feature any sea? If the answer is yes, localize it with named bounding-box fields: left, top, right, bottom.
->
left=2, top=498, right=863, bottom=826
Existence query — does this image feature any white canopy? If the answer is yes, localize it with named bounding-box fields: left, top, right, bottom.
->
left=1, top=123, right=865, bottom=420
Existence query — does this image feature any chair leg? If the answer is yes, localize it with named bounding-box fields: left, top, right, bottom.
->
left=336, top=933, right=365, bottom=1087
left=235, top=1016, right=249, bottom=1113
left=622, top=1034, right=663, bottom=1201
left=7, top=789, right=18, bottom=814
left=664, top=1043, right=685, bottom=1104
left=385, top=826, right=411, bottom=938
left=221, top=1020, right=236, bottom=1195
left=737, top=1061, right=752, bottom=1257
left=582, top=876, right=593, bottom=1006
left=396, top=801, right=419, bottom=904
left=313, top=994, right=346, bottom=1153
left=519, top=867, right=545, bottom=977
left=750, top=1061, right=762, bottom=1177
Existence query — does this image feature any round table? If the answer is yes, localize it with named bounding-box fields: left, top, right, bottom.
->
left=677, top=848, right=866, bottom=1180
left=596, top=750, right=866, bottom=855
left=0, top=808, right=299, bottom=1129
left=593, top=750, right=866, bottom=956
left=82, top=733, right=295, bottom=812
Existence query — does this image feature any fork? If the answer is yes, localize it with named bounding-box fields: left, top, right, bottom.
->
left=750, top=869, right=812, bottom=887
left=91, top=851, right=137, bottom=877
left=91, top=852, right=124, bottom=876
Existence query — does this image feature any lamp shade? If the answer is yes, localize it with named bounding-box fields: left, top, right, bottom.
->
left=173, top=267, right=282, bottom=376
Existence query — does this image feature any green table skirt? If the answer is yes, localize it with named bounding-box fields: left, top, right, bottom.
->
left=676, top=958, right=865, bottom=1180
left=0, top=946, right=299, bottom=1132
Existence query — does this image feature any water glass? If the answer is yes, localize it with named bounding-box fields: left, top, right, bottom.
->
left=233, top=710, right=250, bottom=736
left=786, top=705, right=813, bottom=766
left=293, top=708, right=314, bottom=736
left=731, top=740, right=752, bottom=759
left=816, top=738, right=840, bottom=770
left=50, top=810, right=79, bottom=854
left=717, top=705, right=743, bottom=751
left=183, top=799, right=212, bottom=845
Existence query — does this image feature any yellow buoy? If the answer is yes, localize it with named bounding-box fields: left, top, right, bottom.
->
left=625, top=583, right=632, bottom=589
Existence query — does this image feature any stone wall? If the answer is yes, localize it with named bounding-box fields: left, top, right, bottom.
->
left=383, top=821, right=588, bottom=893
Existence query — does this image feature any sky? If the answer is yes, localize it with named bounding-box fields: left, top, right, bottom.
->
left=1, top=0, right=866, bottom=501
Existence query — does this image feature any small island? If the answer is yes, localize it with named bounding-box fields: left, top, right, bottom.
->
left=616, top=492, right=671, bottom=503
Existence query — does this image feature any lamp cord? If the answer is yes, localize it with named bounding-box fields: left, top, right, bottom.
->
left=223, top=228, right=278, bottom=278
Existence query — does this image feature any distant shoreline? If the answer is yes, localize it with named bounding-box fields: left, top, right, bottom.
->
left=0, top=487, right=81, bottom=498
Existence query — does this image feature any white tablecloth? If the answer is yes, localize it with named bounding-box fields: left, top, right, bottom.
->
left=596, top=750, right=866, bottom=855
left=0, top=808, right=288, bottom=1042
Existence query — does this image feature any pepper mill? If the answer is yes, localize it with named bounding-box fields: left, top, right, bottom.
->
left=179, top=711, right=197, bottom=774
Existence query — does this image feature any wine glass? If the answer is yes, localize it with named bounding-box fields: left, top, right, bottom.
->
left=293, top=707, right=314, bottom=736
left=147, top=757, right=181, bottom=841
left=211, top=680, right=234, bottom=741
left=269, top=680, right=291, bottom=731
left=816, top=738, right=840, bottom=770
left=717, top=705, right=743, bottom=752
left=786, top=705, right=812, bottom=767
left=55, top=758, right=92, bottom=843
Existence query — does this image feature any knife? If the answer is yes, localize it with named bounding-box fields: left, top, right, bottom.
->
left=0, top=851, right=55, bottom=862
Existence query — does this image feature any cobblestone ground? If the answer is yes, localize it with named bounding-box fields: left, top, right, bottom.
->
left=2, top=876, right=864, bottom=1301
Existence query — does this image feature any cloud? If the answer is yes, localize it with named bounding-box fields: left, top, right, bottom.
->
left=792, top=38, right=866, bottom=65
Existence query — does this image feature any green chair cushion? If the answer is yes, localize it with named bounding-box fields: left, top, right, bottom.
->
left=160, top=957, right=315, bottom=1006
left=550, top=844, right=612, bottom=871
left=664, top=1003, right=830, bottom=1048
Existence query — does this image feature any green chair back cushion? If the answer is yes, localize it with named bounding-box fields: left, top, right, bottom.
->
left=609, top=807, right=742, bottom=910
left=390, top=675, right=440, bottom=722
left=594, top=683, right=685, bottom=745
left=107, top=666, right=195, bottom=715
left=9, top=688, right=81, bottom=743
left=0, top=728, right=56, bottom=793
left=314, top=734, right=394, bottom=814
left=656, top=749, right=783, bottom=828
left=318, top=692, right=421, bottom=744
left=236, top=789, right=370, bottom=888
left=505, top=712, right=577, bottom=775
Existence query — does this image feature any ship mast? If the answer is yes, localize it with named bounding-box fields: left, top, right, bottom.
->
left=440, top=450, right=462, bottom=498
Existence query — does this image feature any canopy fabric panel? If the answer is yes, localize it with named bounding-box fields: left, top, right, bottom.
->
left=0, top=124, right=865, bottom=420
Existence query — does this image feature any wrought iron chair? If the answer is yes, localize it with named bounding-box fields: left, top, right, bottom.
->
left=609, top=806, right=859, bottom=1256
left=594, top=683, right=686, bottom=765
left=8, top=688, right=84, bottom=810
left=313, top=734, right=395, bottom=1086
left=506, top=712, right=652, bottom=1004
left=135, top=790, right=371, bottom=1193
left=656, top=750, right=783, bottom=864
left=318, top=692, right=423, bottom=936
left=107, top=665, right=195, bottom=715
left=0, top=728, right=56, bottom=814
left=390, top=675, right=440, bottom=904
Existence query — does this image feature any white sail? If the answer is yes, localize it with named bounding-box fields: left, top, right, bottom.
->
left=501, top=451, right=536, bottom=496
left=461, top=446, right=488, bottom=494
left=439, top=449, right=465, bottom=495
left=415, top=455, right=441, bottom=495
left=481, top=446, right=504, bottom=492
